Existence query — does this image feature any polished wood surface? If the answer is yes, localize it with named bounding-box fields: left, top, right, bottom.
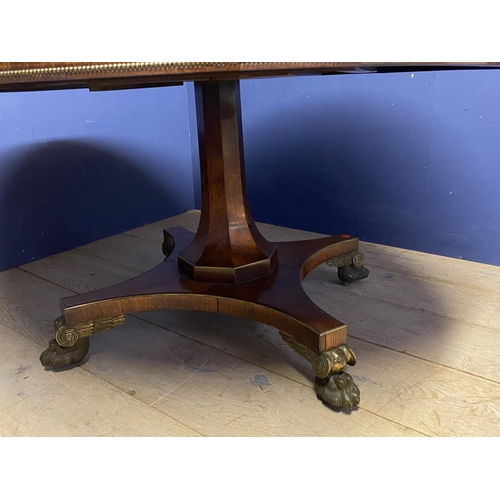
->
left=60, top=226, right=358, bottom=353
left=178, top=80, right=277, bottom=283
left=1, top=61, right=499, bottom=92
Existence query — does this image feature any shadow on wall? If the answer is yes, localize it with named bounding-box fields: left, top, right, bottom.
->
left=0, top=139, right=186, bottom=272
left=242, top=74, right=500, bottom=266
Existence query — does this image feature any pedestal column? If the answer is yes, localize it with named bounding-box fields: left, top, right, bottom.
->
left=178, top=80, right=277, bottom=283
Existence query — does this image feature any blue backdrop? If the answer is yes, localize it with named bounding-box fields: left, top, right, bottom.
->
left=238, top=70, right=500, bottom=266
left=0, top=85, right=194, bottom=272
left=1, top=69, right=499, bottom=271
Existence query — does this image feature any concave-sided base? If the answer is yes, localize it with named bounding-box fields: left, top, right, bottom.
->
left=58, top=226, right=359, bottom=354
left=41, top=226, right=364, bottom=409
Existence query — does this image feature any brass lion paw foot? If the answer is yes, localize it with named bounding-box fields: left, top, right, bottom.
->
left=315, top=372, right=360, bottom=410
left=337, top=264, right=369, bottom=286
left=280, top=332, right=360, bottom=410
left=40, top=337, right=90, bottom=368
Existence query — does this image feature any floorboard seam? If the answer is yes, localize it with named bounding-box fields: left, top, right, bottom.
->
left=0, top=319, right=203, bottom=437
left=348, top=335, right=500, bottom=387
left=309, top=279, right=500, bottom=333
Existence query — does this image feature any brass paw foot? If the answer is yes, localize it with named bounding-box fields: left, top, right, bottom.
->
left=40, top=337, right=90, bottom=368
left=280, top=332, right=360, bottom=410
left=315, top=372, right=360, bottom=410
left=325, top=251, right=369, bottom=286
left=40, top=314, right=125, bottom=368
left=337, top=264, right=369, bottom=286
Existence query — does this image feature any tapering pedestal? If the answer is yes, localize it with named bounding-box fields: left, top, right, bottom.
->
left=40, top=80, right=368, bottom=410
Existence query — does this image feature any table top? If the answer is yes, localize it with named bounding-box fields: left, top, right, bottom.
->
left=1, top=62, right=499, bottom=92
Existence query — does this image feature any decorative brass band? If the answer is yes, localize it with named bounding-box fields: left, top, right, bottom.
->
left=0, top=62, right=386, bottom=82
left=54, top=315, right=125, bottom=348
left=0, top=62, right=351, bottom=80
left=2, top=62, right=498, bottom=83
left=280, top=331, right=315, bottom=362
left=0, top=62, right=228, bottom=81
left=280, top=331, right=356, bottom=378
left=312, top=346, right=356, bottom=378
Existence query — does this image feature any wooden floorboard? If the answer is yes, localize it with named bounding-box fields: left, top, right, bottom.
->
left=4, top=210, right=499, bottom=436
left=0, top=324, right=200, bottom=437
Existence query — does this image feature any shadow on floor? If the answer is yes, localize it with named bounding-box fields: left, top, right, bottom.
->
left=0, top=138, right=189, bottom=272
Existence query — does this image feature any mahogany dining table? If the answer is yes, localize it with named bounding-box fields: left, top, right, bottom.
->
left=1, top=62, right=497, bottom=410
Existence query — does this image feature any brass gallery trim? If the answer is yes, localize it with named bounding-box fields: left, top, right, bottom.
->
left=0, top=62, right=364, bottom=81
left=0, top=62, right=227, bottom=80
left=2, top=62, right=488, bottom=81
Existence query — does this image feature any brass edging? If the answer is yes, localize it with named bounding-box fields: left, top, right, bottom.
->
left=0, top=62, right=230, bottom=80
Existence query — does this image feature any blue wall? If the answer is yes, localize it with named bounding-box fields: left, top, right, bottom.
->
left=0, top=85, right=194, bottom=272
left=2, top=70, right=500, bottom=272
left=238, top=70, right=500, bottom=266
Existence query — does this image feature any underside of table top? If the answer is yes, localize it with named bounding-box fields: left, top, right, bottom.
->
left=1, top=62, right=499, bottom=92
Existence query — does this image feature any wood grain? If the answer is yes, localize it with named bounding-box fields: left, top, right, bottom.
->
left=78, top=316, right=420, bottom=436
left=0, top=323, right=199, bottom=436
left=79, top=233, right=165, bottom=273
left=21, top=249, right=139, bottom=294
left=0, top=268, right=70, bottom=346
left=360, top=241, right=500, bottom=295
left=329, top=265, right=500, bottom=331
left=57, top=227, right=358, bottom=353
left=125, top=211, right=201, bottom=242
left=177, top=81, right=277, bottom=283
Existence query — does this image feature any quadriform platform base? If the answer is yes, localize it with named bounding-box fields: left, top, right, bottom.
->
left=41, top=225, right=368, bottom=409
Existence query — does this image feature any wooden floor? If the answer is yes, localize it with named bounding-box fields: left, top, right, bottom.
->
left=1, top=210, right=499, bottom=436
